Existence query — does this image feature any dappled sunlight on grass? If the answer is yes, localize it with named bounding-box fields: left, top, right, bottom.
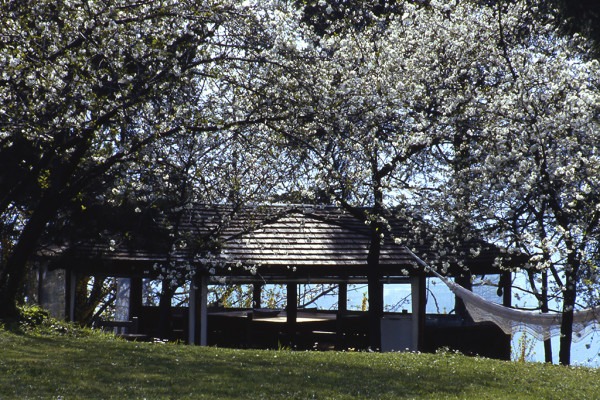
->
left=1, top=330, right=599, bottom=399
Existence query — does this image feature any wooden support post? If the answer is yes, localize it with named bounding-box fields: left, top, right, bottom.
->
left=336, top=283, right=348, bottom=350
left=502, top=271, right=512, bottom=307
left=338, top=283, right=348, bottom=313
left=189, top=274, right=208, bottom=346
left=252, top=283, right=262, bottom=309
left=130, top=277, right=143, bottom=319
left=37, top=265, right=44, bottom=307
left=367, top=273, right=383, bottom=350
left=200, top=275, right=208, bottom=346
left=501, top=270, right=513, bottom=358
left=157, top=281, right=173, bottom=340
left=68, top=270, right=76, bottom=322
left=286, top=283, right=298, bottom=347
left=188, top=277, right=197, bottom=345
left=411, top=273, right=426, bottom=351
left=115, top=278, right=131, bottom=321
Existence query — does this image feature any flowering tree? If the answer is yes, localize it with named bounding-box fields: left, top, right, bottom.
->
left=2, top=0, right=598, bottom=365
left=0, top=0, right=293, bottom=318
left=261, top=0, right=520, bottom=349
left=412, top=4, right=600, bottom=365
left=454, top=41, right=599, bottom=365
left=256, top=1, right=600, bottom=363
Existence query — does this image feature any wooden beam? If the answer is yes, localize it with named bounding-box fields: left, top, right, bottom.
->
left=502, top=271, right=512, bottom=307
left=286, top=283, right=297, bottom=347
left=336, top=283, right=347, bottom=350
left=129, top=277, right=143, bottom=319
left=188, top=277, right=197, bottom=345
left=410, top=273, right=426, bottom=351
left=189, top=274, right=208, bottom=346
left=200, top=275, right=208, bottom=346
left=367, top=274, right=383, bottom=350
left=252, top=283, right=262, bottom=308
left=115, top=278, right=131, bottom=321
left=68, top=270, right=76, bottom=322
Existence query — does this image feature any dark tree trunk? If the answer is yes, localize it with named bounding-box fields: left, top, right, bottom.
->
left=75, top=276, right=111, bottom=325
left=540, top=270, right=553, bottom=363
left=559, top=281, right=577, bottom=366
left=559, top=301, right=575, bottom=365
left=0, top=192, right=62, bottom=319
left=528, top=268, right=554, bottom=363
left=544, top=338, right=553, bottom=364
left=157, top=281, right=173, bottom=340
left=558, top=260, right=579, bottom=366
left=367, top=257, right=383, bottom=350
left=0, top=133, right=93, bottom=320
left=367, top=176, right=384, bottom=351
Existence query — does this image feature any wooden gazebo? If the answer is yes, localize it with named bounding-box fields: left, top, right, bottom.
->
left=35, top=204, right=519, bottom=359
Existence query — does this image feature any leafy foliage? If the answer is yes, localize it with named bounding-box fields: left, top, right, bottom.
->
left=0, top=0, right=293, bottom=316
left=3, top=304, right=103, bottom=338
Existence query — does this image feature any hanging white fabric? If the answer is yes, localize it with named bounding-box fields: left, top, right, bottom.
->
left=405, top=247, right=600, bottom=342
left=445, top=278, right=600, bottom=342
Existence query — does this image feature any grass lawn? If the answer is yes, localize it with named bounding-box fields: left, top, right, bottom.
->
left=1, top=329, right=599, bottom=399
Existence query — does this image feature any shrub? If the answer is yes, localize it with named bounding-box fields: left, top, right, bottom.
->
left=6, top=304, right=104, bottom=338
left=17, top=304, right=50, bottom=329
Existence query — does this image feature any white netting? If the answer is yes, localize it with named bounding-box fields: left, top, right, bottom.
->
left=404, top=247, right=600, bottom=342
left=446, top=279, right=600, bottom=342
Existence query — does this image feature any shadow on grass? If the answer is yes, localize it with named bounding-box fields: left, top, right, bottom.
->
left=1, top=333, right=598, bottom=399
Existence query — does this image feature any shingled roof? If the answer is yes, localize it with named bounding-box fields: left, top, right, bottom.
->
left=220, top=208, right=415, bottom=267
left=43, top=203, right=520, bottom=279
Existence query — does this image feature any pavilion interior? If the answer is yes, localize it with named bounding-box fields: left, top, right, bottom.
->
left=33, top=204, right=520, bottom=359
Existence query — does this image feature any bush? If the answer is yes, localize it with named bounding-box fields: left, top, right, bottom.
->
left=5, top=304, right=103, bottom=338
left=17, top=304, right=50, bottom=329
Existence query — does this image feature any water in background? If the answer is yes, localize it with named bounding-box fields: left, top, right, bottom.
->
left=301, top=278, right=600, bottom=367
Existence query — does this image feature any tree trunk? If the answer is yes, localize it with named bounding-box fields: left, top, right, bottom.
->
left=0, top=192, right=62, bottom=319
left=544, top=338, right=553, bottom=364
left=75, top=276, right=111, bottom=325
left=366, top=256, right=383, bottom=350
left=558, top=265, right=578, bottom=366
left=558, top=300, right=575, bottom=365
left=0, top=133, right=93, bottom=320
left=541, top=270, right=553, bottom=363
left=529, top=268, right=553, bottom=363
left=367, top=173, right=384, bottom=351
left=157, top=281, right=173, bottom=340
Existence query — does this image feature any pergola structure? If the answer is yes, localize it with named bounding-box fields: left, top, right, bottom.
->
left=35, top=204, right=520, bottom=358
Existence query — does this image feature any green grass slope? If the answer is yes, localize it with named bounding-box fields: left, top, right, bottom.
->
left=1, top=329, right=599, bottom=399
